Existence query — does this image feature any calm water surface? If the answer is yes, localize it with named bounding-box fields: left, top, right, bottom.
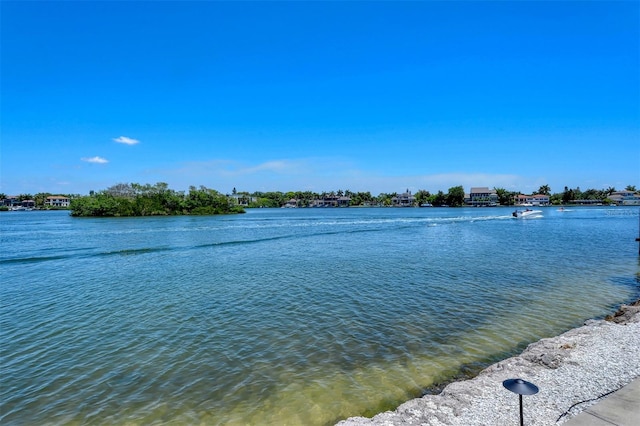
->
left=1, top=207, right=639, bottom=425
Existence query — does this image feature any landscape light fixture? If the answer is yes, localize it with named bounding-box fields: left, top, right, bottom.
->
left=502, top=378, right=539, bottom=426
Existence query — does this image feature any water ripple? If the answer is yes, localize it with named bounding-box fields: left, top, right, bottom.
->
left=1, top=208, right=638, bottom=425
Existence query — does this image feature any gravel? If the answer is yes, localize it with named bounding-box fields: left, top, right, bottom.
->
left=336, top=302, right=640, bottom=426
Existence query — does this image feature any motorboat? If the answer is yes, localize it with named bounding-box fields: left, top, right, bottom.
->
left=512, top=208, right=542, bottom=218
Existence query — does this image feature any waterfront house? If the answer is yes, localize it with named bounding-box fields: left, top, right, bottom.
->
left=467, top=187, right=499, bottom=206
left=312, top=195, right=334, bottom=207
left=337, top=196, right=351, bottom=207
left=609, top=190, right=640, bottom=206
left=392, top=190, right=416, bottom=207
left=228, top=194, right=257, bottom=207
left=2, top=197, right=19, bottom=207
left=571, top=199, right=603, bottom=205
left=310, top=194, right=351, bottom=207
left=1, top=197, right=35, bottom=210
left=514, top=194, right=529, bottom=206
left=283, top=198, right=298, bottom=208
left=45, top=196, right=71, bottom=207
left=514, top=194, right=550, bottom=206
left=531, top=194, right=550, bottom=206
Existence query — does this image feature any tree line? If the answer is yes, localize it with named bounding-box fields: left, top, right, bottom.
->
left=231, top=186, right=468, bottom=207
left=68, top=183, right=244, bottom=217
left=1, top=183, right=637, bottom=214
left=234, top=184, right=637, bottom=208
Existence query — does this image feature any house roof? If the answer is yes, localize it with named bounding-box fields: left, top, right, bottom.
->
left=470, top=187, right=491, bottom=193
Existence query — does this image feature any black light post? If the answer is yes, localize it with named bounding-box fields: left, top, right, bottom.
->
left=503, top=378, right=539, bottom=426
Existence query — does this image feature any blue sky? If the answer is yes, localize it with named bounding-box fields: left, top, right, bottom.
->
left=2, top=1, right=638, bottom=196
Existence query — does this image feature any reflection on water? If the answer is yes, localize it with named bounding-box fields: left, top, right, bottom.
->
left=1, top=207, right=638, bottom=425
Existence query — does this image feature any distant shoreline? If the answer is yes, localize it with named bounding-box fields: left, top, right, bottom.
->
left=3, top=204, right=637, bottom=212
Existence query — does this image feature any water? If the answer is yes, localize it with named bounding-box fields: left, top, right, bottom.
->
left=1, top=207, right=638, bottom=425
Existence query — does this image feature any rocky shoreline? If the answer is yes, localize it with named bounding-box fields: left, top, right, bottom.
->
left=337, top=300, right=640, bottom=426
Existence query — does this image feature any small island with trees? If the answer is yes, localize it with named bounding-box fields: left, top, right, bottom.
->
left=68, top=183, right=245, bottom=217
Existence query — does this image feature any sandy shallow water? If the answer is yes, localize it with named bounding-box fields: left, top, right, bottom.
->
left=337, top=301, right=640, bottom=426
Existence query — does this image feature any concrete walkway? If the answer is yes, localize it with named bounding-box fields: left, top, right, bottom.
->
left=562, top=378, right=640, bottom=425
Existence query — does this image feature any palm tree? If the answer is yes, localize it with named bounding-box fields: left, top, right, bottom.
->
left=493, top=187, right=510, bottom=206
left=537, top=185, right=551, bottom=195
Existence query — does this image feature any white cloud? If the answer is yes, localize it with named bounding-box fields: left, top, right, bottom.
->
left=81, top=156, right=109, bottom=164
left=237, top=160, right=307, bottom=175
left=113, top=136, right=140, bottom=145
left=167, top=159, right=311, bottom=178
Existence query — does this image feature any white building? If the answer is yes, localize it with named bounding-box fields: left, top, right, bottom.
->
left=514, top=194, right=550, bottom=206
left=609, top=190, right=640, bottom=205
left=45, top=196, right=70, bottom=207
